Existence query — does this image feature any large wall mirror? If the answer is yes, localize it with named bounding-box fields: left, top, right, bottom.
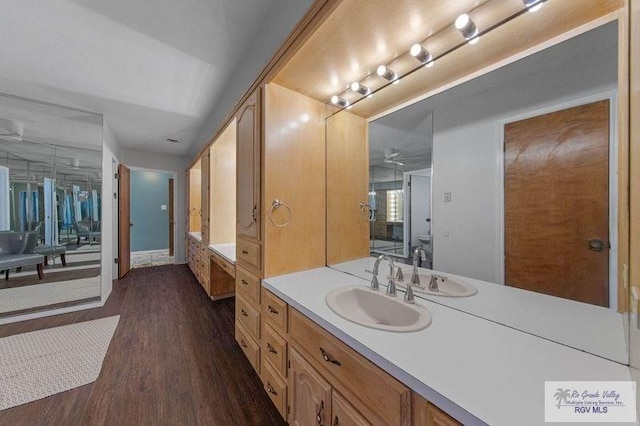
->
left=0, top=94, right=102, bottom=318
left=327, top=19, right=630, bottom=364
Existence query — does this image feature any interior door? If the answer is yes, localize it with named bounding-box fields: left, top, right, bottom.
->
left=118, top=164, right=131, bottom=278
left=504, top=100, right=610, bottom=306
left=169, top=177, right=174, bottom=257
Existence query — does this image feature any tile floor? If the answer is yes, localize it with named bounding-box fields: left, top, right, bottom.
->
left=131, top=250, right=174, bottom=268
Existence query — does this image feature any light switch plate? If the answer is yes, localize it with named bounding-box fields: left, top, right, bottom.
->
left=161, top=205, right=167, bottom=210
left=444, top=192, right=452, bottom=202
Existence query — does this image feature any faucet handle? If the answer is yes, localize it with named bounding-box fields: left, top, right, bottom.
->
left=395, top=267, right=404, bottom=281
left=404, top=283, right=415, bottom=304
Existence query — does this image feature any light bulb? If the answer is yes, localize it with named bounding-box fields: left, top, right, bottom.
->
left=410, top=43, right=432, bottom=64
left=455, top=13, right=478, bottom=40
left=350, top=82, right=371, bottom=96
left=376, top=65, right=397, bottom=82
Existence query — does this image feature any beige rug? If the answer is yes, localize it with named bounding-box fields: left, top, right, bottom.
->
left=0, top=316, right=120, bottom=410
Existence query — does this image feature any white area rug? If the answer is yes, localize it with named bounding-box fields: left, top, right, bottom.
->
left=0, top=316, right=119, bottom=410
left=0, top=278, right=101, bottom=314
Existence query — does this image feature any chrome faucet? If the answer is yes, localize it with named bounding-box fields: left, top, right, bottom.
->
left=411, top=246, right=427, bottom=285
left=370, top=255, right=397, bottom=297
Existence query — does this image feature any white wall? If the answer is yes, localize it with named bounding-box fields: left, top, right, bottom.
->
left=101, top=120, right=120, bottom=301
left=119, top=148, right=190, bottom=264
left=431, top=23, right=617, bottom=283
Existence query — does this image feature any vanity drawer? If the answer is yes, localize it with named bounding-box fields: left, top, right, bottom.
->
left=235, top=322, right=260, bottom=374
left=216, top=256, right=236, bottom=279
left=236, top=266, right=261, bottom=305
left=263, top=323, right=287, bottom=377
left=237, top=239, right=261, bottom=270
left=290, top=308, right=410, bottom=426
left=263, top=289, right=288, bottom=335
left=236, top=294, right=260, bottom=340
left=262, top=361, right=287, bottom=420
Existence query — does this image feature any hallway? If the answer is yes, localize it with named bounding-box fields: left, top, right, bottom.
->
left=0, top=265, right=284, bottom=426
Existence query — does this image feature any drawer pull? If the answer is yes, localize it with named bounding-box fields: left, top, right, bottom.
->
left=267, top=343, right=278, bottom=355
left=320, top=347, right=341, bottom=366
left=267, top=305, right=279, bottom=315
left=333, top=416, right=339, bottom=426
left=241, top=309, right=248, bottom=317
left=267, top=382, right=278, bottom=396
left=240, top=339, right=247, bottom=349
left=241, top=249, right=249, bottom=255
left=241, top=279, right=248, bottom=285
left=316, top=400, right=325, bottom=426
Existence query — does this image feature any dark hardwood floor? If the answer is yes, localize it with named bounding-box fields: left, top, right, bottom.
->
left=0, top=264, right=286, bottom=426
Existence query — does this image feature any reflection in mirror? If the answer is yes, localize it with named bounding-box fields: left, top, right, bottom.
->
left=0, top=94, right=102, bottom=317
left=368, top=112, right=432, bottom=263
left=327, top=21, right=629, bottom=364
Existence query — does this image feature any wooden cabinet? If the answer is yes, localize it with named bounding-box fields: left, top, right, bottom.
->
left=236, top=88, right=261, bottom=242
left=289, top=347, right=332, bottom=426
left=333, top=390, right=371, bottom=426
left=209, top=250, right=235, bottom=300
left=235, top=265, right=262, bottom=375
left=200, top=151, right=210, bottom=245
left=290, top=308, right=411, bottom=425
left=261, top=288, right=289, bottom=421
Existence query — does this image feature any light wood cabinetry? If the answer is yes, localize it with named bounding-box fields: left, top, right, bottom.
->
left=209, top=250, right=235, bottom=300
left=186, top=234, right=210, bottom=296
left=237, top=88, right=262, bottom=243
left=290, top=308, right=411, bottom=426
left=235, top=265, right=262, bottom=375
left=289, top=347, right=332, bottom=426
left=332, top=390, right=371, bottom=426
left=260, top=288, right=289, bottom=421
left=411, top=393, right=462, bottom=426
left=188, top=165, right=202, bottom=233
left=200, top=151, right=210, bottom=246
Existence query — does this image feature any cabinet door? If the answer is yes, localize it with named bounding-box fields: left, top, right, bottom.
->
left=236, top=88, right=261, bottom=241
left=289, top=348, right=332, bottom=426
left=201, top=151, right=210, bottom=244
left=332, top=391, right=370, bottom=426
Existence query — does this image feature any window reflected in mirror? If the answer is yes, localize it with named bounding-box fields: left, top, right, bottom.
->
left=0, top=94, right=102, bottom=318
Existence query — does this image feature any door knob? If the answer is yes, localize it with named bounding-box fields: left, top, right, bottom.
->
left=130, top=223, right=134, bottom=227
left=588, top=239, right=604, bottom=252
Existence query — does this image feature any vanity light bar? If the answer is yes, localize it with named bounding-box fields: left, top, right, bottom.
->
left=328, top=4, right=546, bottom=107
left=410, top=44, right=434, bottom=66
left=376, top=65, right=398, bottom=82
left=523, top=0, right=545, bottom=12
left=330, top=95, right=349, bottom=108
left=455, top=13, right=479, bottom=43
left=350, top=82, right=371, bottom=96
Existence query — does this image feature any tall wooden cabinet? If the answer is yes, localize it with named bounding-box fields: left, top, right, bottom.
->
left=237, top=89, right=262, bottom=243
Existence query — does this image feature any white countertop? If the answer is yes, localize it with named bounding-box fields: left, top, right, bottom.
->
left=208, top=243, right=236, bottom=264
left=332, top=257, right=629, bottom=365
left=188, top=232, right=202, bottom=242
left=263, top=267, right=636, bottom=426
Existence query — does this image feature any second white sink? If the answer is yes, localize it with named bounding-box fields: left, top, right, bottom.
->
left=326, top=286, right=432, bottom=332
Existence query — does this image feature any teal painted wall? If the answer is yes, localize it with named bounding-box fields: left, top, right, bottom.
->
left=130, top=170, right=172, bottom=252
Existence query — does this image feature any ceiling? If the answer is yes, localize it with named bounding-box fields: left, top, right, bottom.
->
left=0, top=0, right=312, bottom=156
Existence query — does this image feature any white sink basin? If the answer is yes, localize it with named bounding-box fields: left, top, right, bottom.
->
left=394, top=273, right=477, bottom=297
left=325, top=286, right=432, bottom=332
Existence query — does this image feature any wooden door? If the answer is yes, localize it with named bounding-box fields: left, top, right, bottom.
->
left=169, top=178, right=174, bottom=257
left=332, top=391, right=370, bottom=426
left=504, top=100, right=610, bottom=306
left=236, top=89, right=261, bottom=241
left=118, top=164, right=131, bottom=279
left=289, top=348, right=332, bottom=426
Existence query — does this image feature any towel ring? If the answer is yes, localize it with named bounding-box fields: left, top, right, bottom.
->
left=269, top=199, right=291, bottom=228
